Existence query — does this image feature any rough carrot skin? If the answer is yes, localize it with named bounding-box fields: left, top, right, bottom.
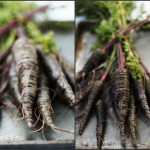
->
left=95, top=99, right=106, bottom=150
left=79, top=80, right=103, bottom=135
left=103, top=83, right=117, bottom=123
left=75, top=71, right=94, bottom=105
left=59, top=56, right=75, bottom=92
left=128, top=93, right=137, bottom=146
left=12, top=38, right=38, bottom=128
left=111, top=68, right=130, bottom=143
left=75, top=68, right=104, bottom=105
left=133, top=78, right=150, bottom=118
left=37, top=50, right=75, bottom=107
left=9, top=61, right=21, bottom=104
left=76, top=51, right=106, bottom=83
left=37, top=73, right=55, bottom=128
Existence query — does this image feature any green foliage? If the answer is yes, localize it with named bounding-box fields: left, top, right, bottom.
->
left=0, top=1, right=57, bottom=53
left=123, top=41, right=142, bottom=79
left=25, top=21, right=56, bottom=53
left=0, top=1, right=36, bottom=26
left=94, top=1, right=136, bottom=48
left=0, top=29, right=16, bottom=51
left=0, top=1, right=36, bottom=51
left=77, top=1, right=136, bottom=49
left=76, top=1, right=110, bottom=20
left=94, top=20, right=116, bottom=48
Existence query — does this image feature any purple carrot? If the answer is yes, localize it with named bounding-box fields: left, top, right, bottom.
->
left=79, top=50, right=115, bottom=135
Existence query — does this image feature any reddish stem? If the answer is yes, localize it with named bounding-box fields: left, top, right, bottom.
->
left=17, top=26, right=26, bottom=39
left=0, top=5, right=49, bottom=37
left=101, top=17, right=150, bottom=53
left=100, top=62, right=111, bottom=82
left=117, top=42, right=125, bottom=69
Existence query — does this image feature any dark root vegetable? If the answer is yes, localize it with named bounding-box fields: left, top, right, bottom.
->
left=128, top=92, right=137, bottom=146
left=79, top=80, right=103, bottom=135
left=133, top=77, right=150, bottom=119
left=95, top=99, right=106, bottom=149
left=76, top=51, right=106, bottom=83
left=12, top=38, right=39, bottom=128
left=111, top=68, right=130, bottom=144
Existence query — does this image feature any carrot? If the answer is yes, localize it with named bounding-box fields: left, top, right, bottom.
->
left=36, top=73, right=56, bottom=130
left=9, top=61, right=21, bottom=105
left=111, top=68, right=130, bottom=144
left=75, top=67, right=105, bottom=105
left=37, top=50, right=75, bottom=107
left=47, top=54, right=75, bottom=107
left=95, top=99, right=106, bottom=149
left=76, top=51, right=106, bottom=83
left=35, top=73, right=73, bottom=134
left=75, top=71, right=95, bottom=105
left=128, top=92, right=137, bottom=146
left=78, top=48, right=115, bottom=135
left=58, top=54, right=75, bottom=92
left=79, top=80, right=103, bottom=135
left=12, top=37, right=39, bottom=128
left=132, top=77, right=150, bottom=118
left=103, top=82, right=117, bottom=123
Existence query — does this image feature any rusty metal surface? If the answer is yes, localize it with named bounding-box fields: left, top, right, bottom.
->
left=0, top=31, right=74, bottom=145
left=75, top=30, right=150, bottom=149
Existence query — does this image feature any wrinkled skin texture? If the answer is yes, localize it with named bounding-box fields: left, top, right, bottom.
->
left=76, top=51, right=106, bottom=83
left=133, top=78, right=150, bottom=118
left=95, top=99, right=106, bottom=150
left=12, top=38, right=38, bottom=128
left=111, top=68, right=130, bottom=143
left=79, top=80, right=102, bottom=135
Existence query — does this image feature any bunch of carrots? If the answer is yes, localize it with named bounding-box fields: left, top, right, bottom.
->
left=0, top=4, right=74, bottom=135
left=75, top=17, right=150, bottom=149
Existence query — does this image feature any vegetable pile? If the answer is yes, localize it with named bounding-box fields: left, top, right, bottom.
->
left=0, top=2, right=74, bottom=136
left=76, top=1, right=150, bottom=149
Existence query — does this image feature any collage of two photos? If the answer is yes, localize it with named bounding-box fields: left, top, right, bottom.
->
left=1, top=1, right=150, bottom=149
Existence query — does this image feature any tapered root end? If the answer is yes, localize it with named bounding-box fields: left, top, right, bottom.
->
left=69, top=102, right=74, bottom=108
left=78, top=129, right=83, bottom=135
left=97, top=137, right=103, bottom=150
left=28, top=122, right=33, bottom=128
left=121, top=137, right=126, bottom=147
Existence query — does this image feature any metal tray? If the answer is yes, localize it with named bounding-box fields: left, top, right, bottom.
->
left=0, top=29, right=74, bottom=149
left=75, top=21, right=150, bottom=149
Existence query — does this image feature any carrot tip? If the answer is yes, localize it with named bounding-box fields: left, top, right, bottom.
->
left=28, top=122, right=33, bottom=128
left=79, top=130, right=82, bottom=135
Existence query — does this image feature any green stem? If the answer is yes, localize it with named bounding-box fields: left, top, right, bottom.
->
left=124, top=37, right=142, bottom=79
left=100, top=48, right=116, bottom=82
left=119, top=1, right=127, bottom=28
left=131, top=46, right=150, bottom=77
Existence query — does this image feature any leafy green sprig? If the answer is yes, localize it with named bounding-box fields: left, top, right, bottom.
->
left=123, top=39, right=142, bottom=79
left=0, top=1, right=56, bottom=53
